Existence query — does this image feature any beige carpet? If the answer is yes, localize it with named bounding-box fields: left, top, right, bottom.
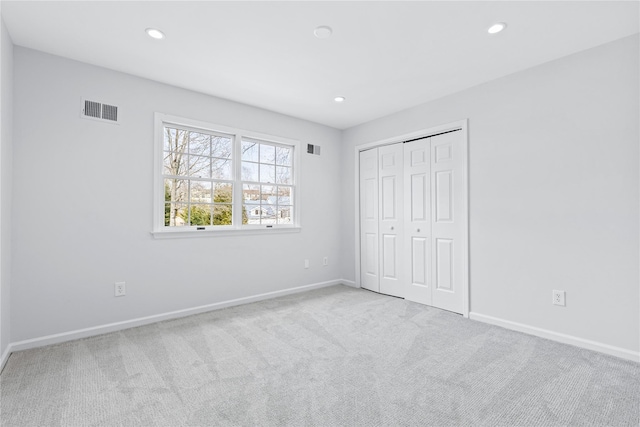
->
left=1, top=285, right=639, bottom=426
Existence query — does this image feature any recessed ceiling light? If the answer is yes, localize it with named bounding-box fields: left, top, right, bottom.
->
left=146, top=28, right=165, bottom=40
left=487, top=22, right=507, bottom=34
left=334, top=96, right=345, bottom=103
left=314, top=26, right=333, bottom=39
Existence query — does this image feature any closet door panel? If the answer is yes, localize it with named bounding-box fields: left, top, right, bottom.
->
left=364, top=233, right=378, bottom=276
left=381, top=176, right=398, bottom=220
left=378, top=144, right=404, bottom=298
left=404, top=139, right=431, bottom=305
left=435, top=171, right=453, bottom=222
left=431, top=131, right=465, bottom=313
left=382, top=234, right=398, bottom=279
left=435, top=238, right=454, bottom=291
left=359, top=148, right=379, bottom=292
left=411, top=174, right=427, bottom=221
left=411, top=236, right=427, bottom=285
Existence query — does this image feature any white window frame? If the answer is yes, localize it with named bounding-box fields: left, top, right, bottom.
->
left=152, top=113, right=301, bottom=238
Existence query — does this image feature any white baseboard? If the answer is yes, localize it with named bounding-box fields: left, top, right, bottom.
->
left=341, top=279, right=357, bottom=288
left=0, top=344, right=11, bottom=374
left=8, top=280, right=345, bottom=354
left=469, top=312, right=640, bottom=363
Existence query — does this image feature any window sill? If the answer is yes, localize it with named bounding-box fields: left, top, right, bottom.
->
left=151, top=226, right=301, bottom=239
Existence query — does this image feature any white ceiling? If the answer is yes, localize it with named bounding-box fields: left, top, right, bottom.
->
left=2, top=1, right=638, bottom=129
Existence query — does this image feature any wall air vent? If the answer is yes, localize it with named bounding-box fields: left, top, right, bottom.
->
left=306, top=144, right=321, bottom=155
left=81, top=98, right=120, bottom=124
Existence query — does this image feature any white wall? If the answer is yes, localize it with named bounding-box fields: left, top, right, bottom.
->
left=341, top=35, right=639, bottom=355
left=7, top=34, right=639, bottom=359
left=0, top=15, right=13, bottom=363
left=11, top=47, right=343, bottom=342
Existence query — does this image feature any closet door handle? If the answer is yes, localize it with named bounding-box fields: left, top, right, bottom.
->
left=417, top=229, right=420, bottom=233
left=390, top=226, right=394, bottom=231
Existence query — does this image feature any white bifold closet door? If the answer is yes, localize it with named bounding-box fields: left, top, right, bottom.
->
left=359, top=148, right=379, bottom=292
left=429, top=131, right=465, bottom=313
left=378, top=144, right=404, bottom=298
left=403, top=138, right=431, bottom=305
left=403, top=131, right=465, bottom=313
left=359, top=144, right=404, bottom=297
left=360, top=130, right=466, bottom=314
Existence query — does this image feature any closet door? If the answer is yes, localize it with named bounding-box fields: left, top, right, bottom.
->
left=358, top=128, right=467, bottom=313
left=359, top=148, right=379, bottom=292
left=430, top=131, right=465, bottom=313
left=403, top=138, right=432, bottom=305
left=378, top=144, right=404, bottom=297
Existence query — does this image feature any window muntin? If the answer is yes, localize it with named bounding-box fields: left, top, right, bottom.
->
left=155, top=114, right=299, bottom=234
left=241, top=138, right=294, bottom=225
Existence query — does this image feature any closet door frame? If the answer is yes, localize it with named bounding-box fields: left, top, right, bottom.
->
left=354, top=119, right=470, bottom=317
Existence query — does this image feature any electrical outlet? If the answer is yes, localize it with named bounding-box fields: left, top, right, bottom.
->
left=552, top=290, right=565, bottom=306
left=115, top=282, right=126, bottom=297
left=323, top=257, right=328, bottom=266
left=304, top=259, right=309, bottom=269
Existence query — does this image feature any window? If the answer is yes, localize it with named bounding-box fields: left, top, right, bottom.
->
left=154, top=114, right=300, bottom=237
left=163, top=127, right=234, bottom=227
left=241, top=138, right=293, bottom=225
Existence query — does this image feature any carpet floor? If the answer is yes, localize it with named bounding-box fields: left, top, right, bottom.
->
left=1, top=285, right=638, bottom=426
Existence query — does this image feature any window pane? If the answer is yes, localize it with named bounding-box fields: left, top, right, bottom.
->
left=276, top=146, right=292, bottom=166
left=260, top=144, right=276, bottom=164
left=260, top=185, right=276, bottom=224
left=243, top=184, right=260, bottom=224
left=188, top=204, right=212, bottom=226
left=259, top=202, right=276, bottom=224
left=211, top=136, right=232, bottom=159
left=261, top=185, right=276, bottom=201
left=243, top=184, right=260, bottom=200
left=244, top=203, right=261, bottom=224
left=212, top=158, right=232, bottom=180
left=189, top=132, right=210, bottom=156
left=164, top=203, right=171, bottom=226
left=163, top=128, right=176, bottom=152
left=241, top=140, right=259, bottom=161
left=164, top=151, right=188, bottom=176
left=214, top=183, right=233, bottom=203
left=277, top=186, right=291, bottom=205
left=260, top=164, right=276, bottom=183
left=261, top=213, right=276, bottom=225
left=188, top=155, right=211, bottom=178
left=213, top=204, right=233, bottom=225
left=275, top=166, right=291, bottom=184
left=242, top=162, right=258, bottom=182
left=166, top=203, right=188, bottom=227
left=164, top=128, right=189, bottom=153
left=277, top=207, right=292, bottom=224
left=190, top=181, right=212, bottom=203
left=164, top=179, right=188, bottom=203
